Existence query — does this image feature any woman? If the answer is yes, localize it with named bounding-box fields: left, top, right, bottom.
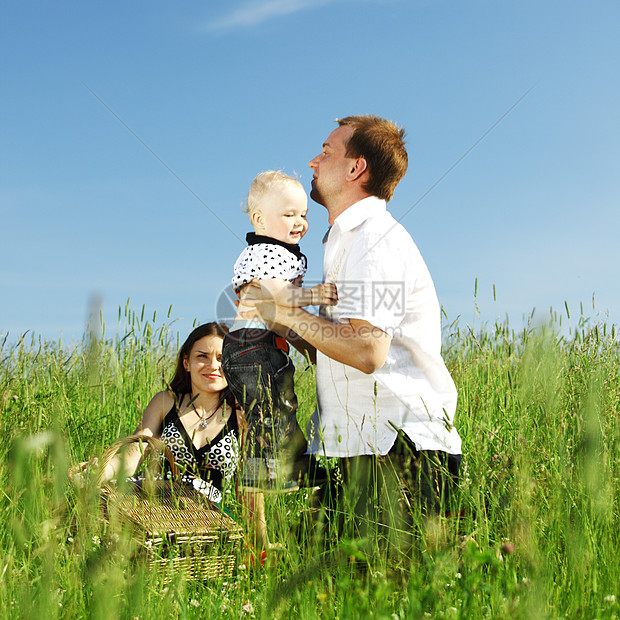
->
left=71, top=322, right=269, bottom=548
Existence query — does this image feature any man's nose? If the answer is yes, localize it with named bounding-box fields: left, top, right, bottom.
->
left=308, top=155, right=319, bottom=169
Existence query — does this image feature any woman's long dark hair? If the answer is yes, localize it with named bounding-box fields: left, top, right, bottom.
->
left=168, top=322, right=235, bottom=411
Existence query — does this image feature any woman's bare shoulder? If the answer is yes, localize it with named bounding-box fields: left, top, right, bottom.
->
left=143, top=390, right=179, bottom=418
left=135, top=390, right=180, bottom=435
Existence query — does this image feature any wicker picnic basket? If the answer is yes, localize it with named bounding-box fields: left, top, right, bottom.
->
left=98, top=435, right=244, bottom=581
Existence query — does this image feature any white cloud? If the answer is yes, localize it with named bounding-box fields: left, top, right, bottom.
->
left=202, top=0, right=336, bottom=33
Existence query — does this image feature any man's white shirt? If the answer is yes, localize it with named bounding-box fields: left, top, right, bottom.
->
left=307, top=196, right=462, bottom=457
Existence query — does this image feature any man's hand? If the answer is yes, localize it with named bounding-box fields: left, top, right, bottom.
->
left=241, top=279, right=337, bottom=313
left=238, top=279, right=281, bottom=328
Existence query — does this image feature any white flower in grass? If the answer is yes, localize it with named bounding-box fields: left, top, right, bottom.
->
left=242, top=601, right=254, bottom=615
left=189, top=599, right=199, bottom=607
left=604, top=595, right=616, bottom=603
left=92, top=535, right=101, bottom=546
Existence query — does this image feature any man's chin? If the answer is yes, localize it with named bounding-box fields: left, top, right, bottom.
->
left=309, top=186, right=326, bottom=206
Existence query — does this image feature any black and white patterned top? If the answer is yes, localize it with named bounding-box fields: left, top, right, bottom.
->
left=232, top=233, right=307, bottom=293
left=158, top=398, right=240, bottom=504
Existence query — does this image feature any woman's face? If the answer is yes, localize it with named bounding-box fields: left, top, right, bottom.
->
left=183, top=335, right=228, bottom=394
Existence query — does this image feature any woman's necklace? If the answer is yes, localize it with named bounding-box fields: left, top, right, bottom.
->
left=191, top=401, right=221, bottom=429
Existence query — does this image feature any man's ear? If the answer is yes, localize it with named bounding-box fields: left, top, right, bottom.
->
left=346, top=157, right=368, bottom=182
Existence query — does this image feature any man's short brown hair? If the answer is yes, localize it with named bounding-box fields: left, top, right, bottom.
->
left=337, top=115, right=408, bottom=201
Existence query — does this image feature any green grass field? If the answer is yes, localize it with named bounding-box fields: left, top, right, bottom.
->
left=1, top=302, right=618, bottom=618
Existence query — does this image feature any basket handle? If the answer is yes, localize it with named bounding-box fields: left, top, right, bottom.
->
left=97, top=435, right=180, bottom=487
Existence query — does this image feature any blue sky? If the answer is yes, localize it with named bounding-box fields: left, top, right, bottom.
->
left=2, top=0, right=619, bottom=344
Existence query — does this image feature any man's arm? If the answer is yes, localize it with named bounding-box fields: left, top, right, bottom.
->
left=250, top=302, right=390, bottom=374
left=253, top=278, right=338, bottom=308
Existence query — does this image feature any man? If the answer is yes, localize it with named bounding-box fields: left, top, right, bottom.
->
left=246, top=115, right=461, bottom=539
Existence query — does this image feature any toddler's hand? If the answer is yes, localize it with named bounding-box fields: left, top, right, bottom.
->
left=311, top=282, right=338, bottom=306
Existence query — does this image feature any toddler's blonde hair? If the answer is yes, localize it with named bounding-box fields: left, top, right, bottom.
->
left=242, top=170, right=303, bottom=215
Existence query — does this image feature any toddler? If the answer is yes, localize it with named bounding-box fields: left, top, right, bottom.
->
left=221, top=171, right=337, bottom=490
